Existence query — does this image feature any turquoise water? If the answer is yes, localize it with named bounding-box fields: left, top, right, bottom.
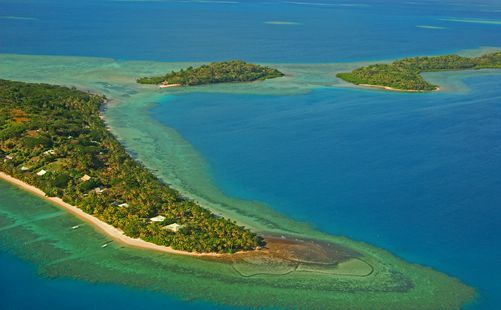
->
left=0, top=180, right=236, bottom=310
left=150, top=74, right=501, bottom=309
left=0, top=252, right=222, bottom=310
left=1, top=0, right=501, bottom=309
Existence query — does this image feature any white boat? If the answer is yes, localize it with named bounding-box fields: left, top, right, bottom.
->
left=72, top=225, right=80, bottom=230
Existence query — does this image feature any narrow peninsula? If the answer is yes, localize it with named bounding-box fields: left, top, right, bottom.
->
left=137, top=60, right=284, bottom=87
left=0, top=62, right=477, bottom=309
left=337, top=51, right=501, bottom=91
left=0, top=79, right=263, bottom=254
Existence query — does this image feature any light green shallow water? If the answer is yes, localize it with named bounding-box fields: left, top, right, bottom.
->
left=0, top=53, right=490, bottom=309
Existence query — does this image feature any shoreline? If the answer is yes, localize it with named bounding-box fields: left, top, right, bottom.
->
left=0, top=56, right=479, bottom=308
left=159, top=83, right=182, bottom=88
left=358, top=83, right=440, bottom=92
left=0, top=172, right=367, bottom=268
left=0, top=171, right=233, bottom=258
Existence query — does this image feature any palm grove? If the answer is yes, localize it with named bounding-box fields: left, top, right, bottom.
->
left=0, top=79, right=263, bottom=253
left=336, top=51, right=501, bottom=91
left=137, top=60, right=284, bottom=86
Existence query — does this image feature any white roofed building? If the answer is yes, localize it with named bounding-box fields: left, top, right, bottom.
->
left=94, top=187, right=106, bottom=194
left=163, top=223, right=183, bottom=233
left=150, top=215, right=166, bottom=223
left=80, top=174, right=91, bottom=182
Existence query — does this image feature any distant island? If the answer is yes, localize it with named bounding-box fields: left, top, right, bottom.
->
left=0, top=79, right=263, bottom=254
left=337, top=51, right=501, bottom=92
left=0, top=56, right=479, bottom=310
left=137, top=60, right=284, bottom=87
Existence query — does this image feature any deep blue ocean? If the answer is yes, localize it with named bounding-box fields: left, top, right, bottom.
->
left=151, top=77, right=501, bottom=309
left=2, top=0, right=501, bottom=62
left=1, top=0, right=501, bottom=309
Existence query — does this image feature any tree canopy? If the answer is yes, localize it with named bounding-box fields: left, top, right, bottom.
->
left=0, top=79, right=264, bottom=253
left=137, top=60, right=284, bottom=86
left=336, top=51, right=501, bottom=91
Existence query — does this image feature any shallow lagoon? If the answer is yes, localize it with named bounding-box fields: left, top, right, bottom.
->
left=151, top=73, right=501, bottom=309
left=1, top=53, right=492, bottom=309
left=1, top=0, right=501, bottom=308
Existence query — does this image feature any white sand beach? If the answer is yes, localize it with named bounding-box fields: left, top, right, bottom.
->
left=359, top=84, right=440, bottom=92
left=0, top=171, right=225, bottom=257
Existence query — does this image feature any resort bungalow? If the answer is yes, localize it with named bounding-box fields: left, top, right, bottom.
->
left=80, top=174, right=91, bottom=182
left=163, top=223, right=183, bottom=233
left=21, top=166, right=30, bottom=171
left=43, top=149, right=56, bottom=156
left=94, top=187, right=107, bottom=194
left=4, top=155, right=13, bottom=162
left=36, top=169, right=47, bottom=176
left=118, top=203, right=129, bottom=208
left=150, top=215, right=166, bottom=223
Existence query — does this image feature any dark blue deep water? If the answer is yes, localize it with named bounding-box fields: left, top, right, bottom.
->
left=1, top=0, right=501, bottom=62
left=152, top=76, right=501, bottom=309
left=1, top=0, right=501, bottom=309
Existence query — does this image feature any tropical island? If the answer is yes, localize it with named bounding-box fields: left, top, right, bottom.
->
left=136, top=60, right=284, bottom=87
left=0, top=55, right=479, bottom=309
left=0, top=79, right=263, bottom=254
left=336, top=51, right=501, bottom=91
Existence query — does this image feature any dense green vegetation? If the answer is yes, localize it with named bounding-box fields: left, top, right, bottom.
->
left=137, top=60, right=284, bottom=86
left=0, top=79, right=263, bottom=253
left=337, top=51, right=501, bottom=91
